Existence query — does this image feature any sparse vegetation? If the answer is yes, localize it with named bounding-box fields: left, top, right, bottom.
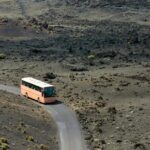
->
left=0, top=92, right=58, bottom=150
left=0, top=0, right=150, bottom=150
left=44, top=73, right=57, bottom=80
left=87, top=54, right=95, bottom=60
left=0, top=138, right=8, bottom=144
left=0, top=53, right=6, bottom=60
left=0, top=137, right=9, bottom=150
left=39, top=144, right=49, bottom=150
left=26, top=136, right=34, bottom=142
left=70, top=66, right=88, bottom=72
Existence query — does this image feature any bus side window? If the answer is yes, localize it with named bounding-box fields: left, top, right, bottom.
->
left=29, top=83, right=32, bottom=89
left=38, top=87, right=41, bottom=92
left=21, top=81, right=41, bottom=92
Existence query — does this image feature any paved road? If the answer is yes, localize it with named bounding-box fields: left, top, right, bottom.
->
left=0, top=84, right=87, bottom=150
left=0, top=84, right=20, bottom=95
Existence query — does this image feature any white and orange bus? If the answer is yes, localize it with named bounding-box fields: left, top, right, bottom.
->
left=21, top=77, right=56, bottom=104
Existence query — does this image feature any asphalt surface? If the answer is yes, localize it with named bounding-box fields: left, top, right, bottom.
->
left=0, top=84, right=87, bottom=150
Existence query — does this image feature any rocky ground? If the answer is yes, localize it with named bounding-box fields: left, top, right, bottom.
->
left=0, top=0, right=150, bottom=150
left=0, top=91, right=58, bottom=150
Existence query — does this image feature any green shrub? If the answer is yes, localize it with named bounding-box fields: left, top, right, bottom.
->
left=26, top=136, right=34, bottom=142
left=0, top=53, right=6, bottom=60
left=39, top=144, right=49, bottom=150
left=0, top=143, right=9, bottom=150
left=87, top=54, right=95, bottom=59
left=0, top=137, right=9, bottom=150
left=0, top=137, right=8, bottom=144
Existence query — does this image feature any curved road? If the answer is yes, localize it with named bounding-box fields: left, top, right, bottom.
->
left=0, top=84, right=87, bottom=150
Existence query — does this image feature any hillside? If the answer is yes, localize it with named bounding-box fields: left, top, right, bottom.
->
left=0, top=91, right=58, bottom=150
left=0, top=0, right=150, bottom=150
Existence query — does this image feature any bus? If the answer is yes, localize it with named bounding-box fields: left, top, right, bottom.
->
left=21, top=77, right=56, bottom=104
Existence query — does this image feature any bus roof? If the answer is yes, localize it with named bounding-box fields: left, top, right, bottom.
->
left=22, top=77, right=54, bottom=88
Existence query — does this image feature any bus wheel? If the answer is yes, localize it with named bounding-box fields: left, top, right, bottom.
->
left=25, top=92, right=28, bottom=98
left=37, top=97, right=40, bottom=102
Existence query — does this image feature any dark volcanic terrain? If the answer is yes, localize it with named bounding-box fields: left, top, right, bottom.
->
left=0, top=91, right=58, bottom=150
left=0, top=0, right=150, bottom=150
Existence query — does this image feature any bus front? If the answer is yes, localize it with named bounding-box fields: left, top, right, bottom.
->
left=42, top=86, right=56, bottom=103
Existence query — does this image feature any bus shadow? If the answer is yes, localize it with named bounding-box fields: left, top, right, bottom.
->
left=45, top=100, right=63, bottom=105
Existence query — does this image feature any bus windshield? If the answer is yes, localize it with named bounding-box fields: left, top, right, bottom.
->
left=43, top=87, right=55, bottom=98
